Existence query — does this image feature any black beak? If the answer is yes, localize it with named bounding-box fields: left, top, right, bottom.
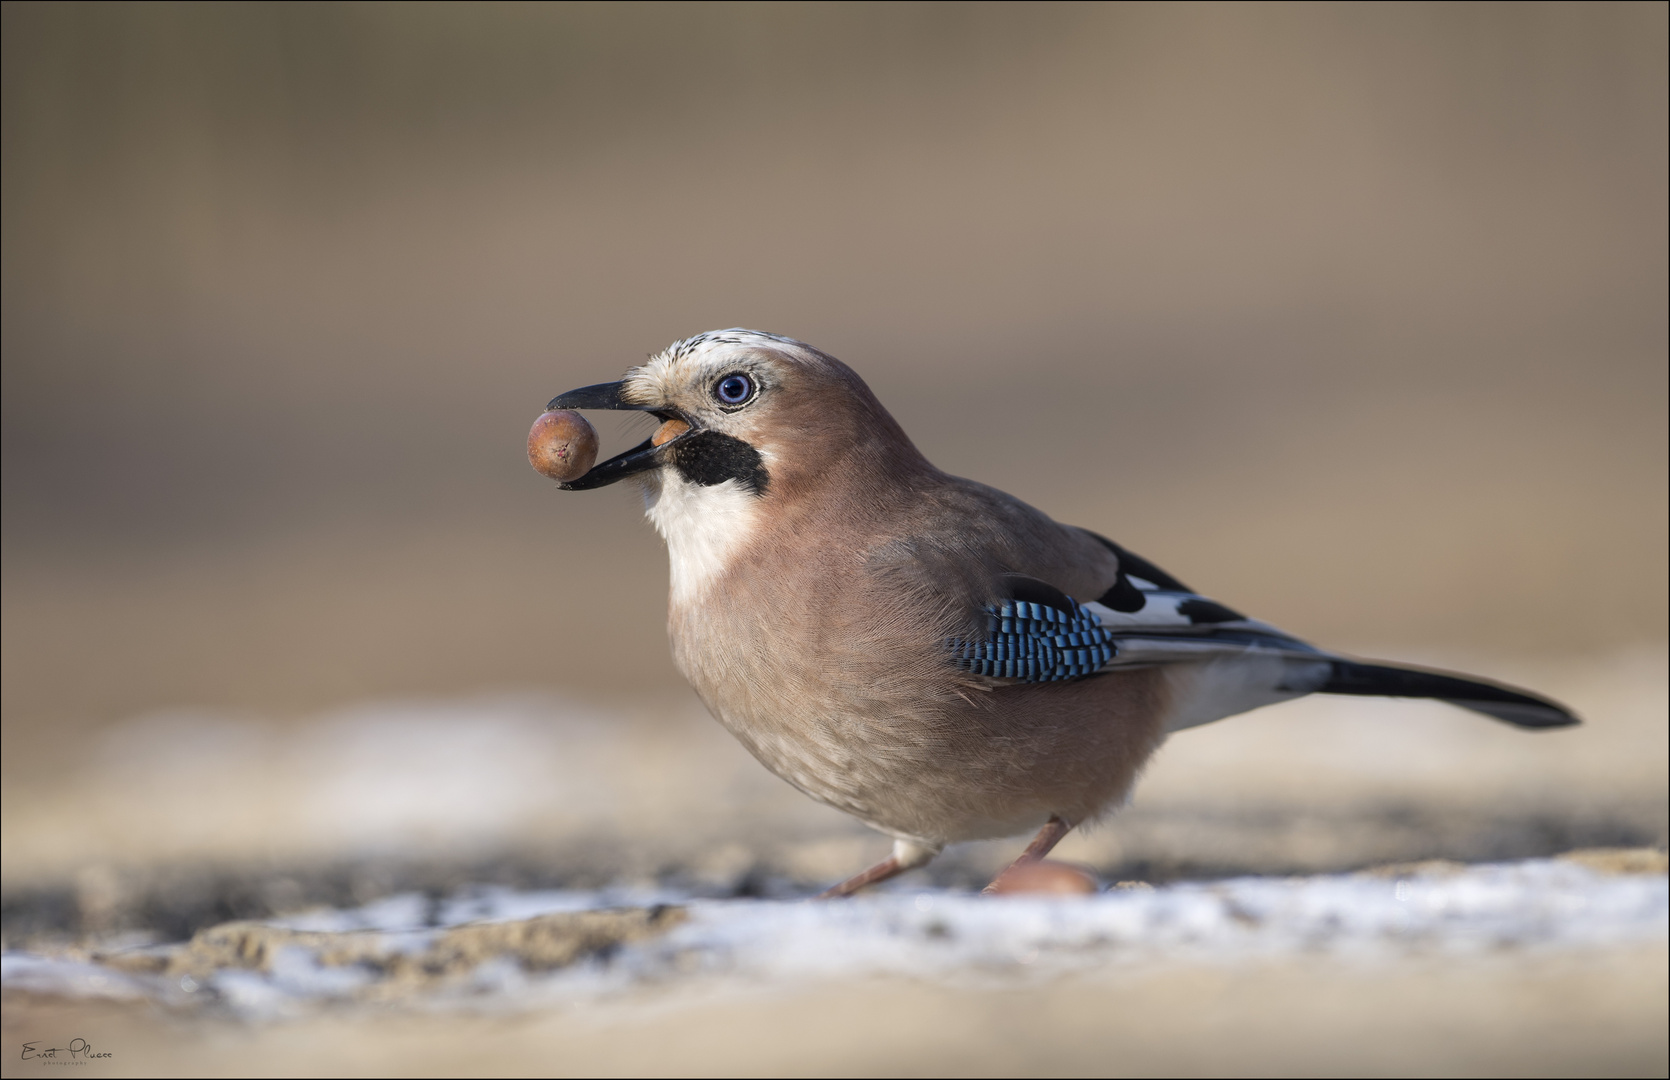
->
left=544, top=380, right=691, bottom=490
left=546, top=381, right=656, bottom=413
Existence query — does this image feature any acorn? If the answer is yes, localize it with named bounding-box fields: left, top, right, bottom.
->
left=528, top=409, right=599, bottom=483
left=652, top=418, right=690, bottom=446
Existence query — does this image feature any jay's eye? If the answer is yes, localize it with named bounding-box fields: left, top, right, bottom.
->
left=714, top=373, right=755, bottom=406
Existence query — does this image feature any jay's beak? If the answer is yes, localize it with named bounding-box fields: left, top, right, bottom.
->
left=546, top=381, right=693, bottom=490
left=546, top=382, right=643, bottom=412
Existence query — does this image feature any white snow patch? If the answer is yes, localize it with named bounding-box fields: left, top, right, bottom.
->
left=5, top=858, right=1663, bottom=1019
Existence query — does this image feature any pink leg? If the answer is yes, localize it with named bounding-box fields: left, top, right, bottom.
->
left=817, top=855, right=910, bottom=899
left=982, top=815, right=1076, bottom=894
left=818, top=839, right=939, bottom=899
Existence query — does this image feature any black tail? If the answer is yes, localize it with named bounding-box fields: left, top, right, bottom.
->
left=1319, top=659, right=1579, bottom=729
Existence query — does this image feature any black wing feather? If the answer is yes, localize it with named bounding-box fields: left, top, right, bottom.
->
left=1079, top=529, right=1195, bottom=593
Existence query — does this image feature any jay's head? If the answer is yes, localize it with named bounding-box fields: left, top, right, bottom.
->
left=548, top=329, right=927, bottom=501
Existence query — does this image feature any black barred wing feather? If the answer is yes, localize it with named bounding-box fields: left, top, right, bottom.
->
left=948, top=593, right=1117, bottom=682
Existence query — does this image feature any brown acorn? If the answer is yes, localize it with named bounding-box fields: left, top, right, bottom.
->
left=527, top=410, right=600, bottom=483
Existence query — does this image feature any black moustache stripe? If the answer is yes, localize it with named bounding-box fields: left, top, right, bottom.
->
left=668, top=431, right=769, bottom=496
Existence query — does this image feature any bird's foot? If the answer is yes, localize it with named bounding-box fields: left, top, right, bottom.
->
left=981, top=815, right=1078, bottom=895
left=985, top=859, right=1099, bottom=895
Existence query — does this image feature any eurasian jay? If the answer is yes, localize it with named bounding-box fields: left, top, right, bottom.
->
left=545, top=329, right=1576, bottom=897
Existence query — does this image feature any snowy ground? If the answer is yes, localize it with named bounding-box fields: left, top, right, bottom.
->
left=2, top=649, right=1665, bottom=1075
left=4, top=853, right=1666, bottom=1022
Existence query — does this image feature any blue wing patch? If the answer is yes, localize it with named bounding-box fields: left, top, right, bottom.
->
left=948, top=595, right=1117, bottom=682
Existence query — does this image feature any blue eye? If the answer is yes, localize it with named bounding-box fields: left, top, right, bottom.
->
left=715, top=373, right=754, bottom=405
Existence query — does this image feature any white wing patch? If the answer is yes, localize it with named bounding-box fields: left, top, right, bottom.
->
left=1083, top=590, right=1335, bottom=733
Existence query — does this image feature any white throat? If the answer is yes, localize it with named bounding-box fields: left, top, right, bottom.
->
left=642, top=470, right=762, bottom=607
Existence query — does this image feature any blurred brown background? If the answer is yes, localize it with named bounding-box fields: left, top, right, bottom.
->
left=3, top=1, right=1666, bottom=770
left=4, top=11, right=1665, bottom=1074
